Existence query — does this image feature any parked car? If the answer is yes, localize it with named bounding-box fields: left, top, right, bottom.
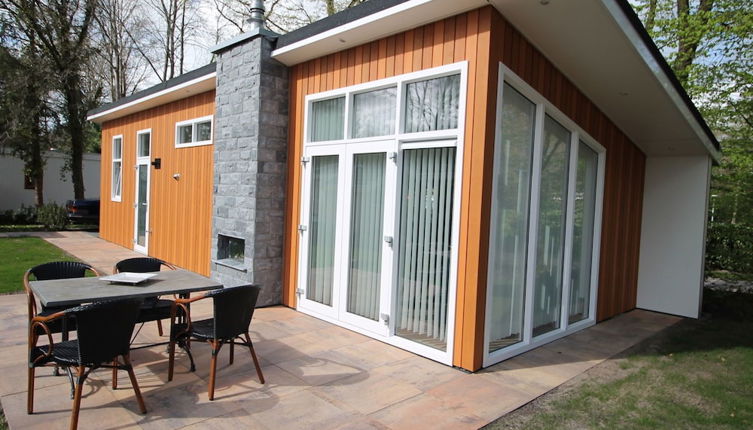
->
left=65, top=199, right=100, bottom=224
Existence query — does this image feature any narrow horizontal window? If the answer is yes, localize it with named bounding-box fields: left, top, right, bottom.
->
left=175, top=116, right=213, bottom=148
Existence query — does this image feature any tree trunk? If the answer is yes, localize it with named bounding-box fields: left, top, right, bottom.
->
left=65, top=74, right=86, bottom=199
left=674, top=0, right=715, bottom=85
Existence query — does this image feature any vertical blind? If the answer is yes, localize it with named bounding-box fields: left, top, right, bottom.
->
left=311, top=97, right=345, bottom=142
left=347, top=153, right=386, bottom=320
left=569, top=142, right=598, bottom=323
left=487, top=84, right=536, bottom=352
left=307, top=155, right=339, bottom=306
left=396, top=147, right=456, bottom=350
left=404, top=75, right=460, bottom=133
left=532, top=115, right=571, bottom=337
left=351, top=88, right=396, bottom=138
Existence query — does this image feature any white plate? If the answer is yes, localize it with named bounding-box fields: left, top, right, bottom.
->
left=100, top=272, right=157, bottom=285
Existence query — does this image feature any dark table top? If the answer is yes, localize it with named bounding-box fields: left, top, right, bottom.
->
left=29, top=269, right=222, bottom=308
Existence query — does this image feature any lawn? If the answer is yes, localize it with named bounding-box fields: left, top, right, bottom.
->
left=486, top=289, right=753, bottom=429
left=0, top=237, right=80, bottom=294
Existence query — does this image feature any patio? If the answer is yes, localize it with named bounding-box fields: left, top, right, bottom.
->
left=0, top=290, right=679, bottom=429
left=0, top=232, right=681, bottom=428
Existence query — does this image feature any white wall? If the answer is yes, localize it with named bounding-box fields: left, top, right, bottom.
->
left=0, top=150, right=101, bottom=211
left=637, top=155, right=711, bottom=318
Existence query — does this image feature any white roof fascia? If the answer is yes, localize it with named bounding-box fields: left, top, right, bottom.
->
left=87, top=72, right=217, bottom=123
left=271, top=0, right=487, bottom=66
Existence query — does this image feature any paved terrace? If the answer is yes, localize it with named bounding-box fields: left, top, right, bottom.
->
left=0, top=232, right=682, bottom=429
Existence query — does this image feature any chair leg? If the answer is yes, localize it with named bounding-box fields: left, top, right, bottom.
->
left=27, top=366, right=35, bottom=414
left=229, top=340, right=234, bottom=365
left=208, top=341, right=223, bottom=401
left=168, top=338, right=176, bottom=382
left=123, top=354, right=147, bottom=414
left=112, top=359, right=119, bottom=389
left=156, top=320, right=163, bottom=337
left=69, top=366, right=86, bottom=430
left=244, top=333, right=265, bottom=384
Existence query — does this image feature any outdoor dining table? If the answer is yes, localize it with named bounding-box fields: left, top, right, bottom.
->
left=28, top=269, right=222, bottom=348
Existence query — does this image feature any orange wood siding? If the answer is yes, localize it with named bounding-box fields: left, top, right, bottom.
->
left=283, top=6, right=645, bottom=371
left=99, top=91, right=215, bottom=275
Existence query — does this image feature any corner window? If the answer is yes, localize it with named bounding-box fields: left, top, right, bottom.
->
left=175, top=116, right=213, bottom=148
left=111, top=135, right=123, bottom=201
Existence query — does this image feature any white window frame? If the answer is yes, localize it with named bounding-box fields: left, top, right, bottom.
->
left=483, top=63, right=606, bottom=367
left=300, top=62, right=468, bottom=365
left=111, top=134, right=123, bottom=202
left=175, top=115, right=213, bottom=148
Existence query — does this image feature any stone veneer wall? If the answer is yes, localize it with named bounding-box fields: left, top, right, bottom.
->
left=211, top=34, right=289, bottom=306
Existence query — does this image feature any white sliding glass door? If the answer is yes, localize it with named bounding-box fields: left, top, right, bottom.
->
left=484, top=64, right=605, bottom=366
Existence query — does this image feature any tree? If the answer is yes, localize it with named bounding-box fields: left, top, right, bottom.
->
left=632, top=0, right=753, bottom=270
left=1, top=0, right=101, bottom=199
left=0, top=20, right=55, bottom=206
left=210, top=0, right=365, bottom=39
left=92, top=0, right=149, bottom=101
left=140, top=0, right=202, bottom=82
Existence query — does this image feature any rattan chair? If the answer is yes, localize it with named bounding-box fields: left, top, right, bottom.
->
left=113, top=257, right=177, bottom=337
left=23, top=262, right=101, bottom=341
left=27, top=298, right=147, bottom=430
left=167, top=285, right=265, bottom=400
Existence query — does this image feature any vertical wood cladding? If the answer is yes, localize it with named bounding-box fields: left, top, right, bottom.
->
left=99, top=91, right=215, bottom=276
left=283, top=6, right=644, bottom=371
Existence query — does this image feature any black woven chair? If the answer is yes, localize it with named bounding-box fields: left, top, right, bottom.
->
left=167, top=285, right=265, bottom=400
left=28, top=298, right=147, bottom=430
left=23, top=262, right=101, bottom=341
left=113, top=257, right=177, bottom=337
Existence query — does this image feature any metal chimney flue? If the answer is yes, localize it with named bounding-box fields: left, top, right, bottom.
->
left=247, top=0, right=265, bottom=31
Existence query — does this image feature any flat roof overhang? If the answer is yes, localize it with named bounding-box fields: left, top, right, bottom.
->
left=271, top=0, right=721, bottom=162
left=87, top=64, right=217, bottom=124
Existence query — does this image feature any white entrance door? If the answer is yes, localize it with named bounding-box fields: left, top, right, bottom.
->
left=297, top=140, right=397, bottom=336
left=133, top=129, right=151, bottom=255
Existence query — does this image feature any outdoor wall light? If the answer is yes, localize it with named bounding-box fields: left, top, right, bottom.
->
left=173, top=173, right=181, bottom=180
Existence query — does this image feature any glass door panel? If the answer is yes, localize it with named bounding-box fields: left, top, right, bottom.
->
left=569, top=142, right=598, bottom=323
left=136, top=166, right=148, bottom=247
left=532, top=115, right=570, bottom=337
left=306, top=155, right=340, bottom=306
left=395, top=146, right=456, bottom=351
left=347, top=153, right=386, bottom=320
left=487, top=84, right=536, bottom=352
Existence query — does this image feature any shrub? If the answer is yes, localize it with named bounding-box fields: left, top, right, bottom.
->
left=36, top=203, right=68, bottom=230
left=12, top=205, right=37, bottom=224
left=706, top=223, right=753, bottom=274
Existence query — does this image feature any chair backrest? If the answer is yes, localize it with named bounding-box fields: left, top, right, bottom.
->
left=208, top=285, right=261, bottom=340
left=68, top=298, right=142, bottom=365
left=28, top=261, right=97, bottom=281
left=114, top=257, right=174, bottom=273
left=24, top=261, right=99, bottom=316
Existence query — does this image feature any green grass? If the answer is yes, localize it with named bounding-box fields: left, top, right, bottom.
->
left=0, top=237, right=80, bottom=294
left=486, top=290, right=753, bottom=429
left=0, top=407, right=6, bottom=430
